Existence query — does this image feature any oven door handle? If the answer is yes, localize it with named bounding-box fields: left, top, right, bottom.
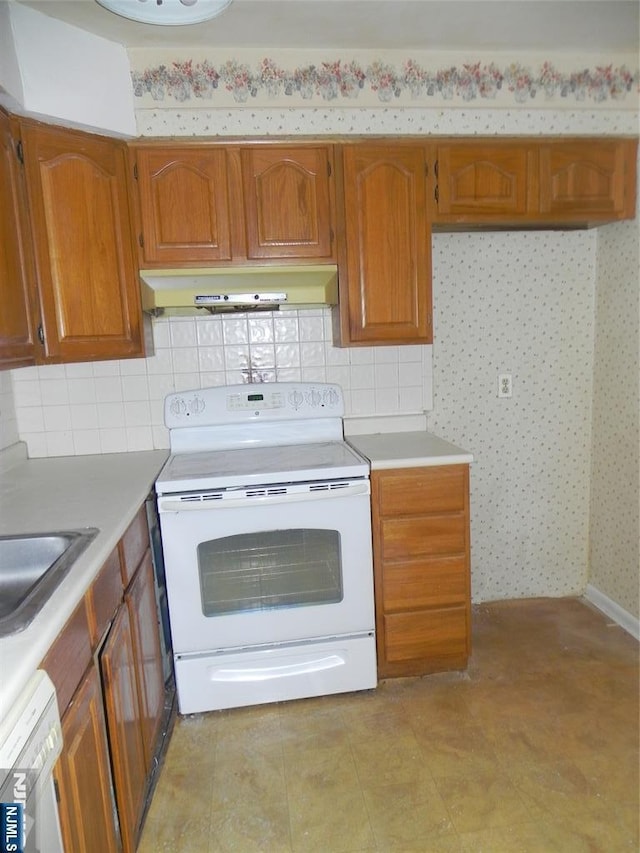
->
left=158, top=481, right=370, bottom=511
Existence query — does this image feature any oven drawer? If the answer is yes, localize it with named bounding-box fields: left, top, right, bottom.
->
left=174, top=635, right=377, bottom=713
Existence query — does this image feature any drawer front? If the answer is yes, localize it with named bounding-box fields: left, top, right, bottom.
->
left=381, top=513, right=466, bottom=560
left=375, top=465, right=467, bottom=516
left=382, top=555, right=468, bottom=611
left=383, top=606, right=467, bottom=663
left=86, top=548, right=123, bottom=648
left=119, top=504, right=149, bottom=587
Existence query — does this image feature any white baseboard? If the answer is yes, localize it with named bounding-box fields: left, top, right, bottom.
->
left=585, top=585, right=640, bottom=641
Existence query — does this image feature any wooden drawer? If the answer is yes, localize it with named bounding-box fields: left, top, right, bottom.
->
left=86, top=548, right=123, bottom=648
left=375, top=465, right=467, bottom=516
left=383, top=606, right=468, bottom=664
left=41, top=599, right=92, bottom=714
left=381, top=513, right=466, bottom=560
left=382, top=555, right=468, bottom=611
left=119, top=505, right=149, bottom=587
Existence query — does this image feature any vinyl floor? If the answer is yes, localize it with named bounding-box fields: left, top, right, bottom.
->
left=138, top=597, right=639, bottom=852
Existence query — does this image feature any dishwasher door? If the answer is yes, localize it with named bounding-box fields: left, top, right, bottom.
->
left=0, top=671, right=64, bottom=853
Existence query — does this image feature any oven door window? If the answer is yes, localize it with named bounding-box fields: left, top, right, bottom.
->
left=197, top=529, right=343, bottom=616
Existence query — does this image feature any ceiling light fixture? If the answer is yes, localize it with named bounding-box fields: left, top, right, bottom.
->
left=95, top=0, right=233, bottom=26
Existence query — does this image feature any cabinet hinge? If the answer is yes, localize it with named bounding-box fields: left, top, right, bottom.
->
left=133, top=162, right=138, bottom=180
left=37, top=324, right=45, bottom=346
left=15, top=139, right=24, bottom=165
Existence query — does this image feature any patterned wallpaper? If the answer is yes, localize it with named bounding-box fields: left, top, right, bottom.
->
left=590, top=216, right=640, bottom=620
left=5, top=94, right=639, bottom=617
left=428, top=230, right=597, bottom=603
left=136, top=105, right=639, bottom=138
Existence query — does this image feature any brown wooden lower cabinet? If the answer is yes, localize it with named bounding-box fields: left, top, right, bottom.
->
left=372, top=464, right=471, bottom=678
left=43, top=505, right=168, bottom=853
left=54, top=664, right=121, bottom=853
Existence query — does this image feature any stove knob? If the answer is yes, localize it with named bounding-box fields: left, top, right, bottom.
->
left=189, top=396, right=205, bottom=415
left=169, top=397, right=187, bottom=417
left=323, top=388, right=339, bottom=407
left=289, top=390, right=304, bottom=410
left=308, top=388, right=322, bottom=407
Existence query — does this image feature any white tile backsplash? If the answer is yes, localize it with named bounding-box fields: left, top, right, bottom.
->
left=10, top=307, right=433, bottom=457
left=0, top=371, right=19, bottom=450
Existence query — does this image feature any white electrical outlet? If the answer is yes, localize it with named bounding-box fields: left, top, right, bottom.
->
left=498, top=373, right=513, bottom=398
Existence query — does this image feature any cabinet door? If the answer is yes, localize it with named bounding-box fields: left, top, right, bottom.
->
left=338, top=144, right=432, bottom=345
left=55, top=664, right=121, bottom=853
left=127, top=550, right=165, bottom=771
left=20, top=121, right=143, bottom=362
left=0, top=111, right=37, bottom=369
left=434, top=142, right=535, bottom=219
left=539, top=139, right=637, bottom=220
left=134, top=146, right=232, bottom=264
left=241, top=146, right=335, bottom=260
left=101, top=604, right=147, bottom=853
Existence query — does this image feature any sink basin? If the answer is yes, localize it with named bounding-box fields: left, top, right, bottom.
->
left=0, top=528, right=99, bottom=636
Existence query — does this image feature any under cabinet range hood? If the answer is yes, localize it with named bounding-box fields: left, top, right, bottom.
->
left=140, top=265, right=338, bottom=315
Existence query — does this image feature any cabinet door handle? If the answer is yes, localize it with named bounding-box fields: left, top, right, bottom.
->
left=37, top=324, right=45, bottom=345
left=434, top=185, right=439, bottom=203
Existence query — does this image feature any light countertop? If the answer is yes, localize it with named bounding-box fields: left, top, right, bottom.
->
left=0, top=445, right=168, bottom=722
left=347, top=431, right=473, bottom=469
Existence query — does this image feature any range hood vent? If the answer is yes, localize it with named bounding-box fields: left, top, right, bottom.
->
left=140, top=265, right=338, bottom=316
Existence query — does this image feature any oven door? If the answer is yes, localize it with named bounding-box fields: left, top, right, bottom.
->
left=157, top=480, right=374, bottom=654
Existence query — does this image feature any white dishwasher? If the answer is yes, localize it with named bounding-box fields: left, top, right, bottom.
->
left=0, top=671, right=64, bottom=853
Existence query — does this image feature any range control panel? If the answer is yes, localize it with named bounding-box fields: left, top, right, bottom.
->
left=165, top=382, right=344, bottom=428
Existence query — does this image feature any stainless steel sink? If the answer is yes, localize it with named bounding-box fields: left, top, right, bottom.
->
left=0, top=529, right=99, bottom=636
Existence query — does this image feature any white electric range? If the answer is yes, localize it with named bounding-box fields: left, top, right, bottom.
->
left=155, top=382, right=377, bottom=713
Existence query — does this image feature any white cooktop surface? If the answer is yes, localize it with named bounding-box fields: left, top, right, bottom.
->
left=155, top=441, right=369, bottom=493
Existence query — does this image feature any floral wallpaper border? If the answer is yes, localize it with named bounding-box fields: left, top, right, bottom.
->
left=132, top=59, right=639, bottom=104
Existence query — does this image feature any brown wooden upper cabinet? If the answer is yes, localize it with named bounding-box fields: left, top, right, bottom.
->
left=0, top=109, right=38, bottom=369
left=334, top=143, right=432, bottom=346
left=539, top=138, right=637, bottom=221
left=431, top=140, right=537, bottom=221
left=131, top=143, right=336, bottom=267
left=241, top=147, right=335, bottom=260
left=132, top=146, right=232, bottom=264
left=18, top=119, right=144, bottom=363
left=432, top=137, right=637, bottom=226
